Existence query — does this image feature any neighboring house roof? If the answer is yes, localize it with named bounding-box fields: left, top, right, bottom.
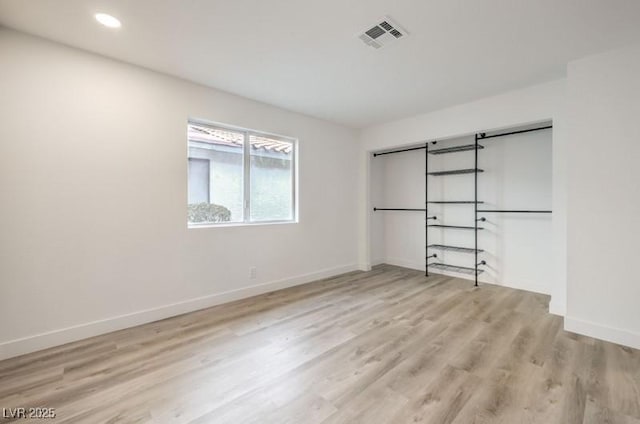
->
left=188, top=124, right=293, bottom=153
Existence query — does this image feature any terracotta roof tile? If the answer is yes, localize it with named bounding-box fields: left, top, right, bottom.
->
left=188, top=124, right=292, bottom=153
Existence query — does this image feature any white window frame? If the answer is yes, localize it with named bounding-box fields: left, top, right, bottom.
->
left=188, top=119, right=298, bottom=228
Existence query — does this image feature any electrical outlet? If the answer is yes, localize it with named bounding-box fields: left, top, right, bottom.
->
left=250, top=267, right=257, bottom=279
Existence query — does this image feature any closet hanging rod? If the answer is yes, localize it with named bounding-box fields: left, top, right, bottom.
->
left=479, top=125, right=552, bottom=140
left=477, top=210, right=552, bottom=213
left=372, top=125, right=551, bottom=156
left=373, top=145, right=427, bottom=156
left=429, top=201, right=484, bottom=204
left=373, top=208, right=426, bottom=211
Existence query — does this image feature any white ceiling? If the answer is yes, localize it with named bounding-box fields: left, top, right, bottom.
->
left=1, top=0, right=640, bottom=128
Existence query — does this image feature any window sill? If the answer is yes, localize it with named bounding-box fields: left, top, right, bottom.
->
left=188, top=220, right=298, bottom=229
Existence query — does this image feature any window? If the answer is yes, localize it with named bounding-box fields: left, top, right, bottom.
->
left=187, top=121, right=296, bottom=226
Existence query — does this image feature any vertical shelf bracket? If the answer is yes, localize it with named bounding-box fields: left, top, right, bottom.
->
left=474, top=134, right=479, bottom=287
left=425, top=141, right=429, bottom=277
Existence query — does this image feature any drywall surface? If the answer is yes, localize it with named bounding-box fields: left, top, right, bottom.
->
left=359, top=80, right=567, bottom=312
left=369, top=157, right=386, bottom=266
left=565, top=42, right=640, bottom=349
left=373, top=130, right=552, bottom=295
left=0, top=29, right=359, bottom=359
left=361, top=80, right=566, bottom=151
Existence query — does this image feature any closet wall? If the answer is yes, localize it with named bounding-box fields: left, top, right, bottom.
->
left=564, top=42, right=640, bottom=348
left=371, top=127, right=553, bottom=295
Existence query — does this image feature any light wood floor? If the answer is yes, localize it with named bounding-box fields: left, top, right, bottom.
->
left=1, top=265, right=640, bottom=423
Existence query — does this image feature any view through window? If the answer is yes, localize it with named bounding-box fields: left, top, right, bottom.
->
left=187, top=122, right=296, bottom=226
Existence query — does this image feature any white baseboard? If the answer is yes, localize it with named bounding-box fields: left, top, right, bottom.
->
left=358, top=263, right=370, bottom=271
left=564, top=316, right=640, bottom=350
left=384, top=257, right=425, bottom=271
left=382, top=258, right=553, bottom=296
left=486, top=279, right=550, bottom=297
left=0, top=264, right=358, bottom=361
left=370, top=258, right=385, bottom=268
left=548, top=299, right=566, bottom=317
left=383, top=258, right=477, bottom=284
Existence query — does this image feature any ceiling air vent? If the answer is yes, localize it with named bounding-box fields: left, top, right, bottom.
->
left=358, top=16, right=408, bottom=49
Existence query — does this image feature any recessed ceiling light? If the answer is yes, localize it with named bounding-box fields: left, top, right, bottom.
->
left=95, top=13, right=121, bottom=28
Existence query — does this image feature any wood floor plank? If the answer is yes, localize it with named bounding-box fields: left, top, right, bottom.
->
left=318, top=385, right=408, bottom=424
left=391, top=364, right=482, bottom=424
left=1, top=265, right=639, bottom=424
left=584, top=399, right=640, bottom=424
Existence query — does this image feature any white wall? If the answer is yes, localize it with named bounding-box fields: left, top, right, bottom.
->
left=373, top=129, right=553, bottom=295
left=565, top=42, right=640, bottom=349
left=369, top=156, right=386, bottom=265
left=0, top=29, right=360, bottom=360
left=359, top=80, right=568, bottom=313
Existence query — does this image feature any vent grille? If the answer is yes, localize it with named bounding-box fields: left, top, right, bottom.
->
left=365, top=26, right=385, bottom=39
left=358, top=16, right=408, bottom=49
left=379, top=21, right=393, bottom=31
